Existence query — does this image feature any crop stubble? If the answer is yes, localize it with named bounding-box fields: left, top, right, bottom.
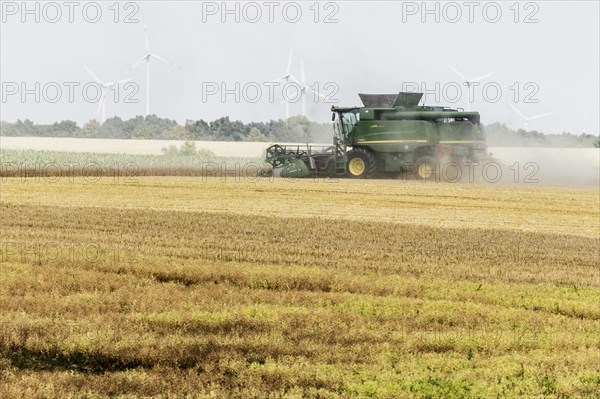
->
left=0, top=177, right=598, bottom=398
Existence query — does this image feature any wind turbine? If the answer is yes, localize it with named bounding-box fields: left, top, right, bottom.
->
left=271, top=48, right=298, bottom=119
left=292, top=58, right=326, bottom=116
left=449, top=65, right=494, bottom=111
left=85, top=66, right=130, bottom=123
left=508, top=102, right=552, bottom=131
left=126, top=24, right=179, bottom=116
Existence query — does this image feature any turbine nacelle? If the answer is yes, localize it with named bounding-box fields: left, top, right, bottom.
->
left=272, top=50, right=325, bottom=118
left=448, top=65, right=494, bottom=111
left=125, top=24, right=180, bottom=115
left=508, top=102, right=552, bottom=131
left=84, top=66, right=130, bottom=123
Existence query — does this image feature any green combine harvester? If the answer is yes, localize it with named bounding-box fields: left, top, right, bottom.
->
left=264, top=92, right=487, bottom=179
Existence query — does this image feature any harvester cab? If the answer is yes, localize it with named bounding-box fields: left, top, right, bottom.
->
left=263, top=91, right=488, bottom=179
left=332, top=106, right=360, bottom=144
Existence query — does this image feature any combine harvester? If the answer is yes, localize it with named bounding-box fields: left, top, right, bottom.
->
left=263, top=92, right=488, bottom=179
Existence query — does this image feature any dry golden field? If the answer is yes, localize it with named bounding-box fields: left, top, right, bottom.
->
left=0, top=176, right=599, bottom=398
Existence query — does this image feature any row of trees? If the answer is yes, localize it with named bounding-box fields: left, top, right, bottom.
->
left=483, top=123, right=599, bottom=148
left=0, top=115, right=332, bottom=143
left=0, top=116, right=598, bottom=147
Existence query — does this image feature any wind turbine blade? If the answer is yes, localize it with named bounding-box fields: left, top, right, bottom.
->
left=290, top=74, right=301, bottom=86
left=508, top=102, right=528, bottom=120
left=528, top=112, right=552, bottom=121
left=271, top=73, right=292, bottom=83
left=470, top=72, right=494, bottom=82
left=449, top=65, right=467, bottom=82
left=285, top=48, right=293, bottom=75
left=151, top=53, right=179, bottom=68
left=105, top=79, right=132, bottom=87
left=144, top=24, right=150, bottom=52
left=308, top=88, right=326, bottom=99
left=285, top=74, right=301, bottom=88
left=84, top=66, right=103, bottom=85
left=126, top=55, right=147, bottom=73
left=300, top=58, right=306, bottom=87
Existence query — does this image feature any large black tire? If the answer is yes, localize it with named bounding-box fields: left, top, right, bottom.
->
left=347, top=147, right=377, bottom=179
left=414, top=156, right=438, bottom=180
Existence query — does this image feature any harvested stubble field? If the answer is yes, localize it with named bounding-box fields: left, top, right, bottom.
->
left=0, top=176, right=598, bottom=398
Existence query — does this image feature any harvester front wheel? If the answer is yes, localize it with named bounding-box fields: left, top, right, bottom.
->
left=347, top=148, right=377, bottom=179
left=415, top=156, right=438, bottom=180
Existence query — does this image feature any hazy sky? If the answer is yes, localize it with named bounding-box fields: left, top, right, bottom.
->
left=1, top=1, right=598, bottom=134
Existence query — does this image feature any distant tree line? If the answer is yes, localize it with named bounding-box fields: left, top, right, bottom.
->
left=483, top=123, right=599, bottom=148
left=0, top=115, right=332, bottom=143
left=0, top=116, right=598, bottom=147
